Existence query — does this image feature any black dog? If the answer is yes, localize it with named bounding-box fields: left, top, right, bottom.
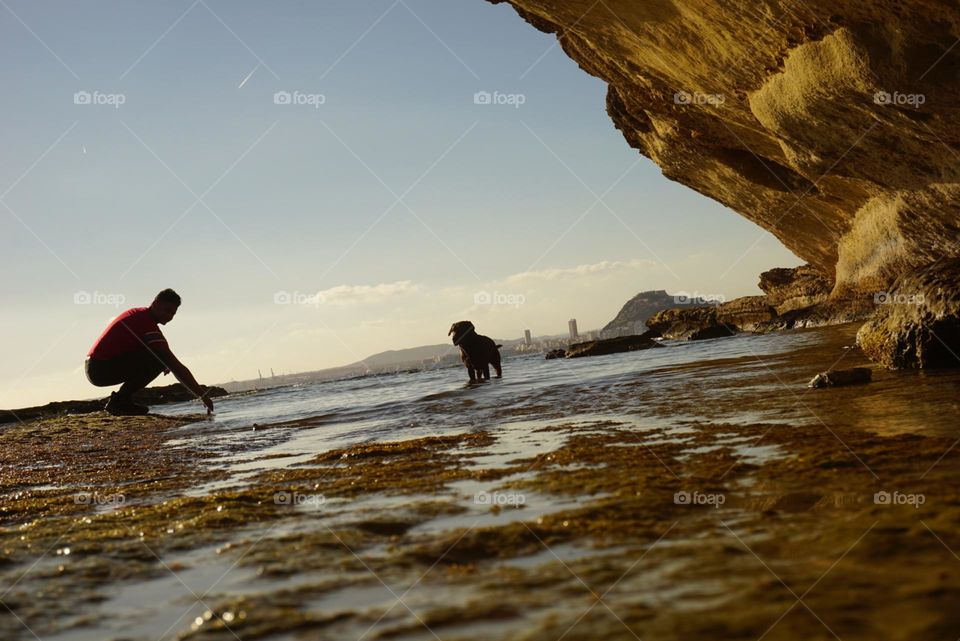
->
left=448, top=321, right=502, bottom=381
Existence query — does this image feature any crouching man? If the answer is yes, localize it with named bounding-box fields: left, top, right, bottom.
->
left=85, top=289, right=214, bottom=416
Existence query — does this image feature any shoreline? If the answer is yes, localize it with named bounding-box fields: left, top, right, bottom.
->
left=3, top=325, right=960, bottom=640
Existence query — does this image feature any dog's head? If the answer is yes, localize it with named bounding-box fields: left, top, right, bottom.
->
left=448, top=320, right=476, bottom=346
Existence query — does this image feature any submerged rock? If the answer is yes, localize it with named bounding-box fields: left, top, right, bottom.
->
left=808, top=367, right=872, bottom=388
left=544, top=348, right=566, bottom=360
left=857, top=258, right=960, bottom=368
left=564, top=333, right=661, bottom=358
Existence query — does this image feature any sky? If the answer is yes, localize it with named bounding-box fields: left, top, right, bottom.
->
left=1, top=0, right=800, bottom=407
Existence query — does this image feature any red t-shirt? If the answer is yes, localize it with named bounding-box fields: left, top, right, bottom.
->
left=88, top=307, right=168, bottom=360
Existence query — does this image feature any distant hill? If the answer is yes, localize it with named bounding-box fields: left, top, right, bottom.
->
left=354, top=343, right=456, bottom=369
left=218, top=336, right=524, bottom=394
left=603, top=290, right=683, bottom=335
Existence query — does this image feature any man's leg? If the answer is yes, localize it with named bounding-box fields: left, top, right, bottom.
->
left=114, top=350, right=165, bottom=399
left=88, top=351, right=165, bottom=397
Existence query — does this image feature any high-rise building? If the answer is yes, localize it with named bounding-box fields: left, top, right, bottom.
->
left=524, top=329, right=532, bottom=345
left=568, top=319, right=579, bottom=340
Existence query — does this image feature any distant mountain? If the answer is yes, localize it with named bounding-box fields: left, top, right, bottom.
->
left=603, top=290, right=682, bottom=335
left=354, top=343, right=457, bottom=369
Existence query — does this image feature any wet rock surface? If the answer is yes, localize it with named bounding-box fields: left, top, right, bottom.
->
left=1, top=384, right=229, bottom=425
left=2, top=325, right=960, bottom=640
left=563, top=333, right=662, bottom=358
left=808, top=366, right=873, bottom=388
left=646, top=306, right=723, bottom=340
left=857, top=257, right=960, bottom=368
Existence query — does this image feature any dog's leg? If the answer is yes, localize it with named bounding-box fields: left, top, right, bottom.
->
left=466, top=366, right=476, bottom=382
left=481, top=365, right=491, bottom=379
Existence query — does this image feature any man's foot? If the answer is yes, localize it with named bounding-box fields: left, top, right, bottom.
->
left=104, top=392, right=149, bottom=416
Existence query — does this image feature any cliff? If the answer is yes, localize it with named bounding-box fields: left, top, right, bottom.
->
left=490, top=0, right=960, bottom=367
left=602, top=289, right=685, bottom=334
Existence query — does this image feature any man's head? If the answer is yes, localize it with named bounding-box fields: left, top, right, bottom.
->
left=149, top=288, right=181, bottom=325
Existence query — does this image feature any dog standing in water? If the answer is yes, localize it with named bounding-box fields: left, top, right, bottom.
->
left=448, top=321, right=503, bottom=382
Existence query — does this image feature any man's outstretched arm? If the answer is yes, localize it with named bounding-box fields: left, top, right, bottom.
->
left=154, top=346, right=215, bottom=414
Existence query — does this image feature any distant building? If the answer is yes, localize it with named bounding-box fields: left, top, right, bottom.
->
left=524, top=329, right=532, bottom=345
left=568, top=319, right=579, bottom=341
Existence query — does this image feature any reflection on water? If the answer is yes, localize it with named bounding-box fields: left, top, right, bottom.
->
left=162, top=323, right=960, bottom=479
left=37, top=324, right=960, bottom=640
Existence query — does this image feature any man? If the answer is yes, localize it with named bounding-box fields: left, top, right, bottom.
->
left=85, top=289, right=215, bottom=416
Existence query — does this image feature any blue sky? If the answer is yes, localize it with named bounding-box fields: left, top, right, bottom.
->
left=1, top=0, right=799, bottom=406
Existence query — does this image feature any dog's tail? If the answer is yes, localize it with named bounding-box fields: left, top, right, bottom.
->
left=495, top=344, right=503, bottom=349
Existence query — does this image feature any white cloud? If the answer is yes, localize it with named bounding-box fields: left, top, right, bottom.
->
left=502, top=258, right=659, bottom=285
left=316, top=280, right=422, bottom=305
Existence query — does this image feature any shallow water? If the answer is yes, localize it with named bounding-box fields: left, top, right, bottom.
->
left=19, top=324, right=960, bottom=640
left=159, top=323, right=959, bottom=481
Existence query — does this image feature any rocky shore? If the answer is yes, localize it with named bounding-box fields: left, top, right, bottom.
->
left=1, top=383, right=229, bottom=425
left=4, top=339, right=960, bottom=640
left=645, top=264, right=877, bottom=343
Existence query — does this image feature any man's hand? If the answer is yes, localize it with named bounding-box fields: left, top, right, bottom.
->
left=197, top=385, right=215, bottom=415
